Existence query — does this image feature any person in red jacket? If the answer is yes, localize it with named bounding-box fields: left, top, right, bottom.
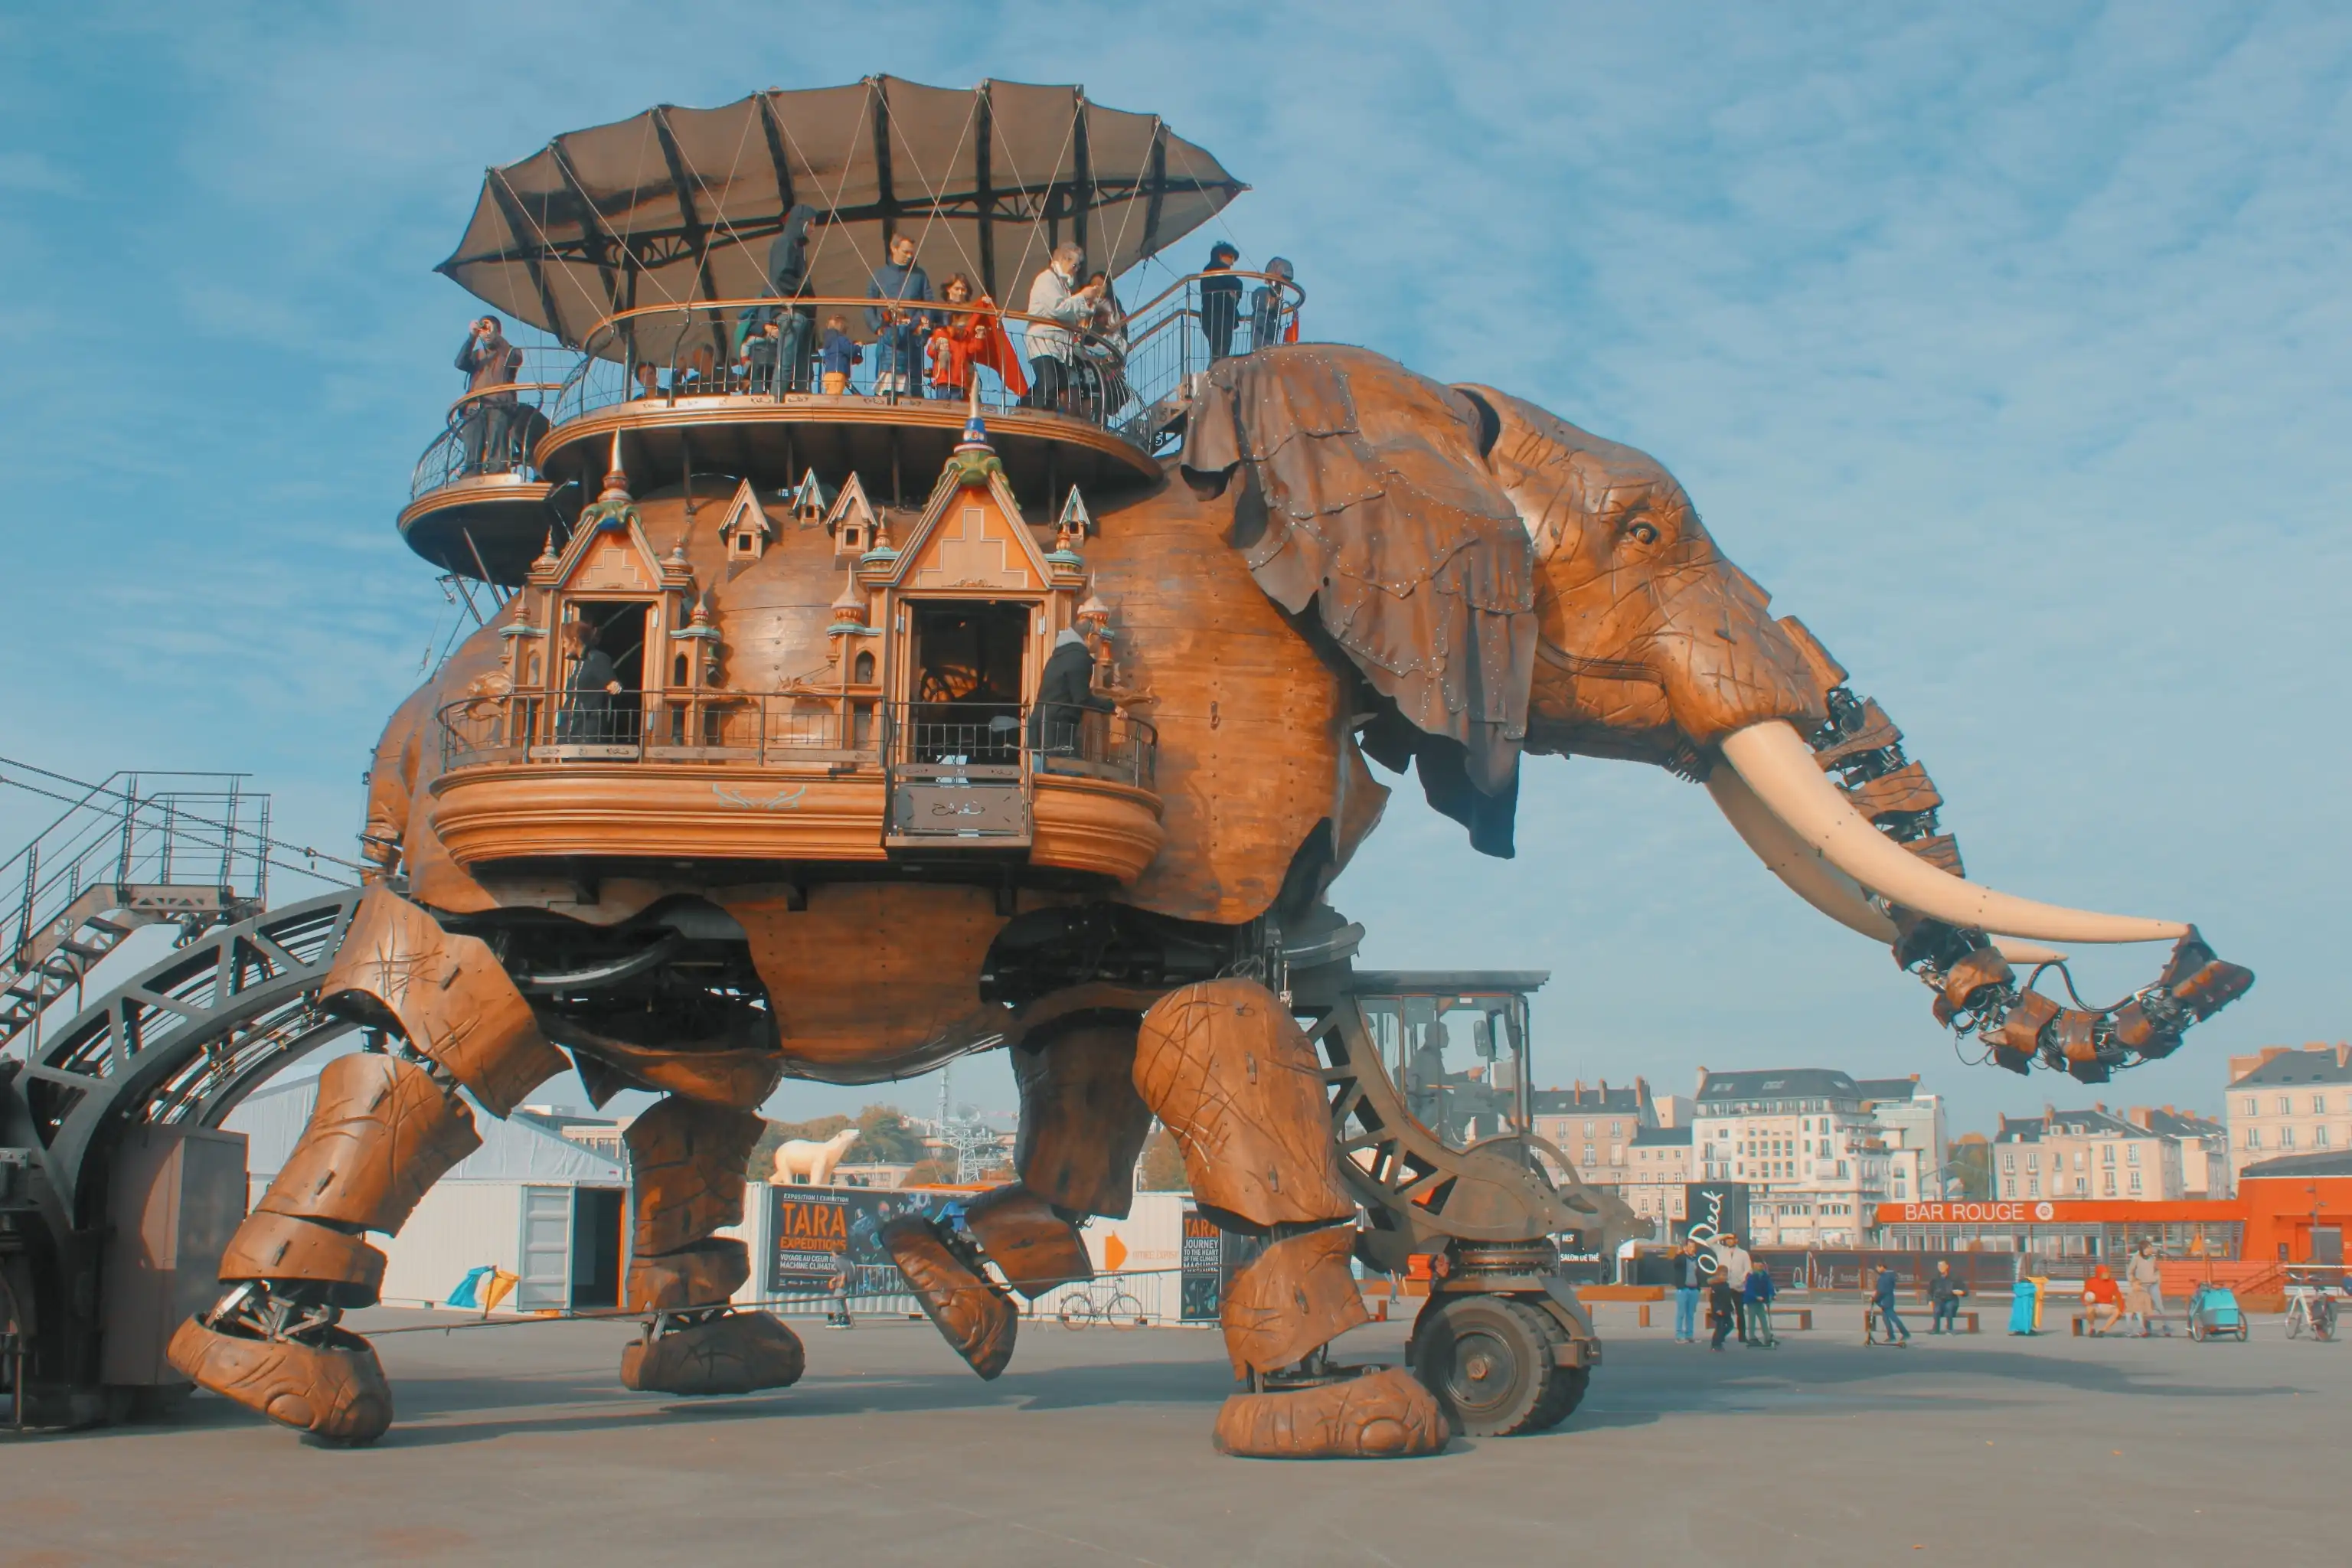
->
left=2083, top=1265, right=2125, bottom=1335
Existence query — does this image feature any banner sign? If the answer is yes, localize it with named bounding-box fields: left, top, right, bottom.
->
left=1674, top=1181, right=1752, bottom=1265
left=1179, top=1205, right=1224, bottom=1321
left=767, top=1185, right=966, bottom=1295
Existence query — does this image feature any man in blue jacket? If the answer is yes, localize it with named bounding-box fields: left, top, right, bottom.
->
left=866, top=233, right=937, bottom=400
left=1672, top=1237, right=1704, bottom=1343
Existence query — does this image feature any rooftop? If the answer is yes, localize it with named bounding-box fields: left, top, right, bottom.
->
left=1695, top=1067, right=1864, bottom=1104
left=2226, top=1043, right=2352, bottom=1088
left=1855, top=1075, right=1922, bottom=1103
left=1531, top=1081, right=1646, bottom=1115
left=2131, top=1106, right=2226, bottom=1138
left=2239, top=1150, right=2352, bottom=1181
left=1631, top=1125, right=1694, bottom=1148
left=1994, top=1106, right=2159, bottom=1143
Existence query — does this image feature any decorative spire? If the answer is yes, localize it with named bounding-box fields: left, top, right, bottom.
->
left=944, top=386, right=1005, bottom=491
left=599, top=430, right=630, bottom=501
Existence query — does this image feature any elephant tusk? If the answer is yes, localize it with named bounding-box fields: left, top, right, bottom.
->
left=1717, top=720, right=2188, bottom=946
left=1705, top=766, right=2069, bottom=963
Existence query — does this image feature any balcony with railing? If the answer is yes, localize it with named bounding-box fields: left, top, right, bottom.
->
left=427, top=694, right=1161, bottom=884
left=398, top=343, right=575, bottom=585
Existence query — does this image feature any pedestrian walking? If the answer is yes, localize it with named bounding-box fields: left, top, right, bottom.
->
left=1928, top=1259, right=1967, bottom=1334
left=1743, top=1259, right=1778, bottom=1347
left=1873, top=1263, right=1912, bottom=1346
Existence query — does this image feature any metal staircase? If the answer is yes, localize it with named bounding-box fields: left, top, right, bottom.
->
left=0, top=762, right=289, bottom=1054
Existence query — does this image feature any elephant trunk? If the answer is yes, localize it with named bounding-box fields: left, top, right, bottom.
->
left=1644, top=563, right=1828, bottom=745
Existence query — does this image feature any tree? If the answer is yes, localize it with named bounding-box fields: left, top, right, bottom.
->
left=1946, top=1135, right=1993, bottom=1200
left=1136, top=1125, right=1188, bottom=1192
left=853, top=1104, right=927, bottom=1164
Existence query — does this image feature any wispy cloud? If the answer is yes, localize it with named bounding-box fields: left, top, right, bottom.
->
left=0, top=0, right=2340, bottom=1130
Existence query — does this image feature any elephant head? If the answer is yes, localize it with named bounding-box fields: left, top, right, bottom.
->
left=1183, top=345, right=2250, bottom=1077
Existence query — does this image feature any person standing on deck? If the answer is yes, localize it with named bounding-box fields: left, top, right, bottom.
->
left=1714, top=1231, right=1753, bottom=1344
left=1873, top=1263, right=1913, bottom=1346
left=1672, top=1237, right=1704, bottom=1344
left=1023, top=243, right=1100, bottom=414
left=456, top=315, right=523, bottom=473
left=1198, top=240, right=1243, bottom=360
left=1027, top=626, right=1114, bottom=756
left=865, top=233, right=936, bottom=400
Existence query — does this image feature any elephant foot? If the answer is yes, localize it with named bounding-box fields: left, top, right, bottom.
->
left=882, top=1215, right=1016, bottom=1380
left=167, top=1312, right=392, bottom=1445
left=1212, top=1366, right=1448, bottom=1459
left=620, top=1308, right=805, bottom=1395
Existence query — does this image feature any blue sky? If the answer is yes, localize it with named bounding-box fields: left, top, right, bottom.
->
left=2, top=2, right=2344, bottom=1136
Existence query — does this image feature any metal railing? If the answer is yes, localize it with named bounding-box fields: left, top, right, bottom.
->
left=438, top=691, right=878, bottom=770
left=407, top=344, right=575, bottom=501
left=541, top=273, right=1301, bottom=456
left=439, top=691, right=1157, bottom=790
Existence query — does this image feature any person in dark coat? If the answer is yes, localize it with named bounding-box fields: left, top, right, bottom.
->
left=1873, top=1264, right=1912, bottom=1346
left=865, top=233, right=937, bottom=399
left=1927, top=1259, right=1967, bottom=1333
left=747, top=203, right=818, bottom=391
left=557, top=620, right=623, bottom=743
left=1027, top=628, right=1112, bottom=755
left=1197, top=241, right=1243, bottom=361
left=1672, top=1237, right=1704, bottom=1343
left=1743, top=1257, right=1778, bottom=1347
left=1248, top=256, right=1295, bottom=350
left=455, top=315, right=524, bottom=473
left=1707, top=1273, right=1739, bottom=1351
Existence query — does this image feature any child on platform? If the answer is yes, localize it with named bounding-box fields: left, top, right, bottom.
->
left=820, top=315, right=861, bottom=394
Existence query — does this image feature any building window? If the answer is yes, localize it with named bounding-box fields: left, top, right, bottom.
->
left=2247, top=1129, right=2262, bottom=1149
left=2002, top=1153, right=2016, bottom=1172
left=2128, top=1172, right=2141, bottom=1193
left=2003, top=1178, right=2016, bottom=1197
left=2315, top=1095, right=2330, bottom=1116
left=2102, top=1172, right=2116, bottom=1196
left=1611, top=1121, right=1623, bottom=1138
left=2027, top=1178, right=2040, bottom=1197
left=2318, top=1127, right=2334, bottom=1149
left=2126, top=1145, right=2140, bottom=1165
left=2278, top=1096, right=2293, bottom=1116
left=1837, top=1160, right=1849, bottom=1178
left=2282, top=1127, right=2295, bottom=1149
left=2102, top=1145, right=2115, bottom=1165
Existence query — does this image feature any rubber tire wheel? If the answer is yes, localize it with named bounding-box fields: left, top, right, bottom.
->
left=2236, top=1324, right=2248, bottom=1341
left=2189, top=1321, right=2205, bottom=1342
left=1410, top=1295, right=1565, bottom=1437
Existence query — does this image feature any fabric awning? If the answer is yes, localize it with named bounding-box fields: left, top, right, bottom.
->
left=437, top=76, right=1246, bottom=358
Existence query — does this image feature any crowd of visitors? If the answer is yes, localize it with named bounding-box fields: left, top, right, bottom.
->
left=602, top=235, right=1295, bottom=421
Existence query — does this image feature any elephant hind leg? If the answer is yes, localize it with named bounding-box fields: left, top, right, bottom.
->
left=1135, top=978, right=1446, bottom=1459
left=619, top=1095, right=804, bottom=1395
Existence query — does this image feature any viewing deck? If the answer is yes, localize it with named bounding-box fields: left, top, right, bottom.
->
left=429, top=696, right=1164, bottom=886
left=399, top=272, right=1299, bottom=584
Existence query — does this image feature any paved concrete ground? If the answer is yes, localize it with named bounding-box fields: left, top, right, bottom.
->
left=2, top=1301, right=2343, bottom=1565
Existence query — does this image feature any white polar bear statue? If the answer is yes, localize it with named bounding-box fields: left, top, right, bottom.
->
left=771, top=1126, right=863, bottom=1186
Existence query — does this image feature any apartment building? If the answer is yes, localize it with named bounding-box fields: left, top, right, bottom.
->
left=2130, top=1106, right=2231, bottom=1198
left=1691, top=1068, right=1891, bottom=1249
left=1992, top=1106, right=2181, bottom=1200
left=2224, top=1044, right=2352, bottom=1184
left=1619, top=1124, right=1694, bottom=1227
left=1858, top=1075, right=1949, bottom=1201
left=1529, top=1078, right=1656, bottom=1185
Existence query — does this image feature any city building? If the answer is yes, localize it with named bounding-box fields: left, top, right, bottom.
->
left=2129, top=1105, right=2232, bottom=1198
left=1529, top=1078, right=1656, bottom=1185
left=2224, top=1044, right=2352, bottom=1184
left=1619, top=1124, right=1694, bottom=1227
left=2236, top=1151, right=2352, bottom=1264
left=1992, top=1106, right=2182, bottom=1201
left=1691, top=1068, right=1892, bottom=1249
left=1858, top=1074, right=1949, bottom=1200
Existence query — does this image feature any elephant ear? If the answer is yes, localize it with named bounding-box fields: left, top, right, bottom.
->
left=1180, top=345, right=1537, bottom=856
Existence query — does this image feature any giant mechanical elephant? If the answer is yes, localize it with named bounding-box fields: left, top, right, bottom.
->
left=170, top=345, right=2249, bottom=1453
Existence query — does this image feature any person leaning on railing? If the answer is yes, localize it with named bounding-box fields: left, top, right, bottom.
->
left=455, top=314, right=523, bottom=474
left=1027, top=627, right=1115, bottom=758
left=1197, top=240, right=1243, bottom=361
left=1250, top=257, right=1296, bottom=351
left=1022, top=243, right=1103, bottom=415
left=866, top=233, right=938, bottom=400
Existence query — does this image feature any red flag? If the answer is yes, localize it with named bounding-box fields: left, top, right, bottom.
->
left=972, top=298, right=1029, bottom=397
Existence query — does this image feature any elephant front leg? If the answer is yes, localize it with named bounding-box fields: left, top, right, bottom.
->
left=883, top=1015, right=1149, bottom=1378
left=1134, top=979, right=1447, bottom=1459
left=168, top=887, right=567, bottom=1443
left=619, top=1096, right=805, bottom=1395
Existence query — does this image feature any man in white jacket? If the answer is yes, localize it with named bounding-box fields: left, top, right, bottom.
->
left=1714, top=1232, right=1754, bottom=1344
left=1024, top=243, right=1099, bottom=413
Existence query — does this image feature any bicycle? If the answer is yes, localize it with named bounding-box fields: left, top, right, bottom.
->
left=2283, top=1285, right=2337, bottom=1342
left=1056, top=1276, right=1148, bottom=1330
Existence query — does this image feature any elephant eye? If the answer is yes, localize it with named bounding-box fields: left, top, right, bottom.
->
left=1628, top=521, right=1659, bottom=545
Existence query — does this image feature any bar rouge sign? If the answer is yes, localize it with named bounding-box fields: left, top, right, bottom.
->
left=1886, top=1201, right=2058, bottom=1223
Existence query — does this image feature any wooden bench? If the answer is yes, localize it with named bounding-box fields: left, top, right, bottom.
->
left=1864, top=1305, right=1980, bottom=1340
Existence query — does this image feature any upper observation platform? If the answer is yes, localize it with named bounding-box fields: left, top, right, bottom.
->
left=398, top=78, right=1295, bottom=586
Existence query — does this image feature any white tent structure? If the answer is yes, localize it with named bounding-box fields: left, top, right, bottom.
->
left=227, top=1072, right=629, bottom=1312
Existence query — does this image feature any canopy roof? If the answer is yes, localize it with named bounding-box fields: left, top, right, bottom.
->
left=438, top=76, right=1246, bottom=354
